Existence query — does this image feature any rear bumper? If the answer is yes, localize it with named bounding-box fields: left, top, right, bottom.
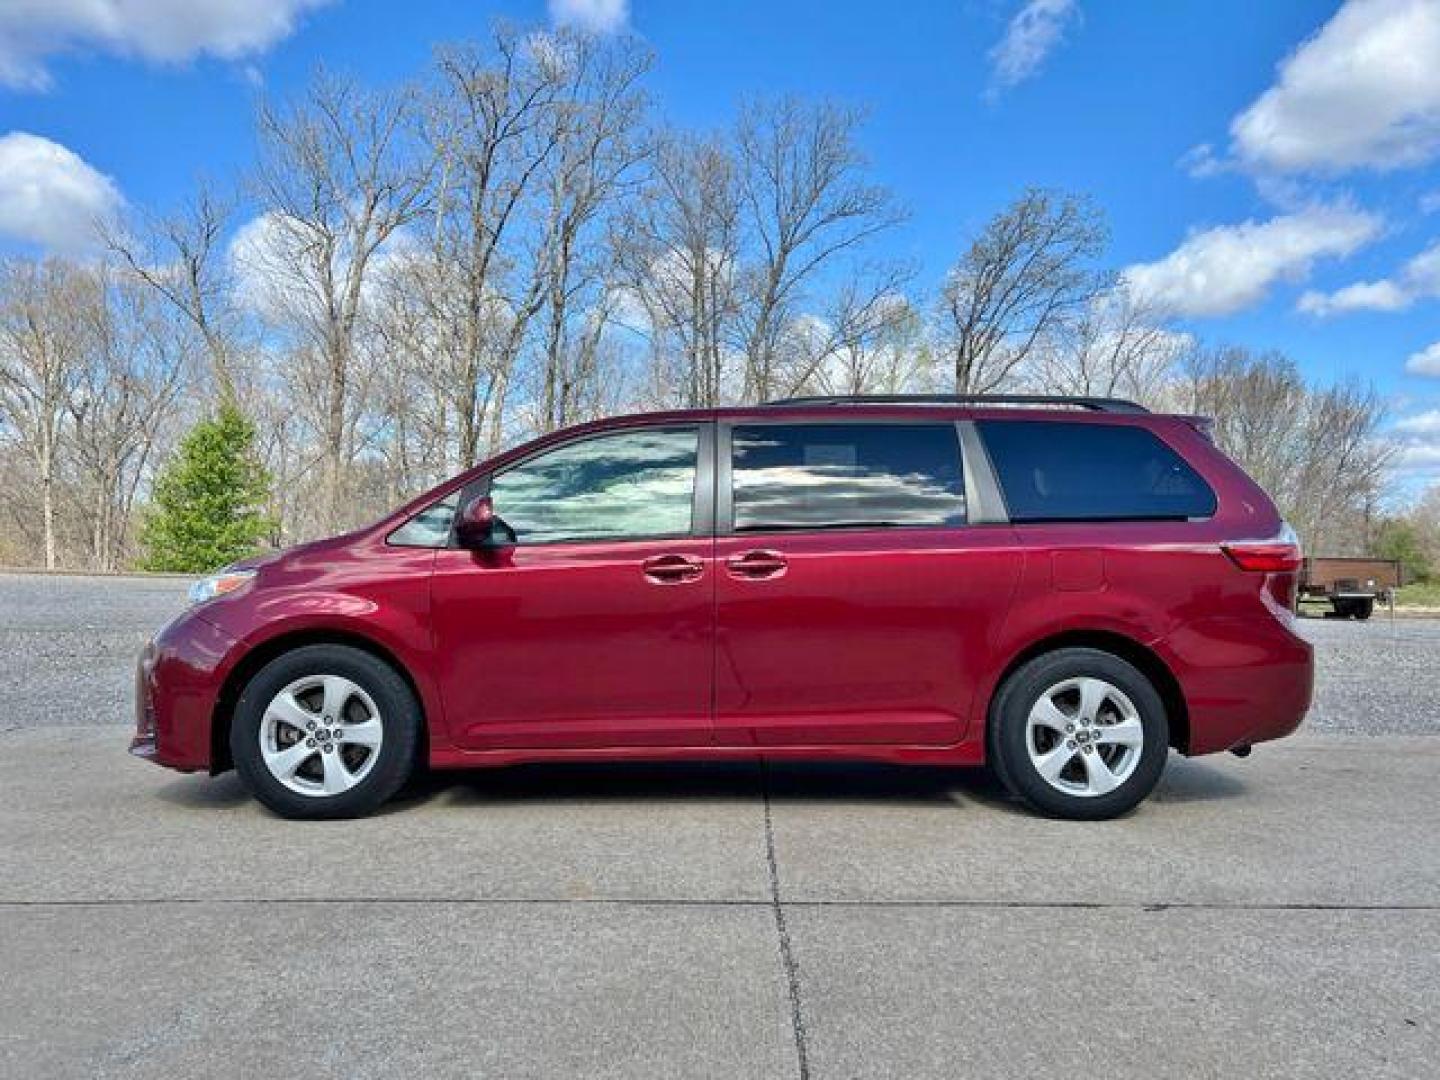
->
left=131, top=614, right=238, bottom=772
left=1158, top=614, right=1314, bottom=755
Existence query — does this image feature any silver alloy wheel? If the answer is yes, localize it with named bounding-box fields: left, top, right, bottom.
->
left=258, top=675, right=384, bottom=797
left=1024, top=676, right=1144, bottom=798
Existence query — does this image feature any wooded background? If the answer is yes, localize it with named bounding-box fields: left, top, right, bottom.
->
left=0, top=24, right=1428, bottom=574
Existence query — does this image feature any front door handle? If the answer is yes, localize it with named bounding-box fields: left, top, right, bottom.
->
left=641, top=554, right=704, bottom=584
left=725, top=550, right=788, bottom=580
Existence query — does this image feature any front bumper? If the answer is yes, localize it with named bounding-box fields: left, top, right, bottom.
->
left=131, top=613, right=239, bottom=772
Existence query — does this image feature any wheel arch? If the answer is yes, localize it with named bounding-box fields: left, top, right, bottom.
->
left=987, top=629, right=1191, bottom=753
left=210, top=627, right=430, bottom=775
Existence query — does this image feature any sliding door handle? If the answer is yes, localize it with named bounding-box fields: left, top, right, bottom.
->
left=641, top=554, right=704, bottom=584
left=725, top=550, right=788, bottom=580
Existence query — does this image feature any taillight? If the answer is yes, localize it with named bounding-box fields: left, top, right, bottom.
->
left=1224, top=523, right=1302, bottom=573
left=1224, top=525, right=1302, bottom=623
left=1222, top=542, right=1302, bottom=573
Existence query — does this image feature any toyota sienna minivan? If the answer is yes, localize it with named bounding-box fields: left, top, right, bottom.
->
left=131, top=395, right=1314, bottom=820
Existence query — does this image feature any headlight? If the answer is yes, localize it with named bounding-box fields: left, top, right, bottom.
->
left=188, top=568, right=258, bottom=605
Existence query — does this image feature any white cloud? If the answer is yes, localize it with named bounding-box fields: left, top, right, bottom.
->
left=0, top=0, right=331, bottom=90
left=1298, top=238, right=1440, bottom=315
left=1178, top=143, right=1227, bottom=179
left=1121, top=204, right=1383, bottom=318
left=1229, top=0, right=1440, bottom=173
left=987, top=0, right=1078, bottom=95
left=229, top=211, right=423, bottom=324
left=1298, top=279, right=1411, bottom=315
left=1420, top=190, right=1440, bottom=214
left=1391, top=408, right=1440, bottom=485
left=1396, top=408, right=1440, bottom=431
left=228, top=212, right=298, bottom=320
left=1409, top=241, right=1440, bottom=290
left=1406, top=342, right=1440, bottom=376
left=547, top=0, right=629, bottom=35
left=0, top=132, right=123, bottom=254
left=1395, top=441, right=1440, bottom=477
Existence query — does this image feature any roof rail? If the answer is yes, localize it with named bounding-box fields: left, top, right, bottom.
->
left=762, top=394, right=1151, bottom=414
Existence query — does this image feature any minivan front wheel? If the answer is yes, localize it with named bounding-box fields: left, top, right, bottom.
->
left=231, top=644, right=420, bottom=819
left=989, top=648, right=1169, bottom=820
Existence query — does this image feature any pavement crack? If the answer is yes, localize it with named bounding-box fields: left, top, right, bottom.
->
left=1, top=897, right=1436, bottom=912
left=762, top=761, right=812, bottom=1080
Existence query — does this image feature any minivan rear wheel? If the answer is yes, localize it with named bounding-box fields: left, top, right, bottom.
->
left=989, top=648, right=1169, bottom=820
left=230, top=644, right=420, bottom=819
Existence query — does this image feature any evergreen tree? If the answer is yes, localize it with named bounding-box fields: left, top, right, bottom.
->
left=141, top=404, right=274, bottom=572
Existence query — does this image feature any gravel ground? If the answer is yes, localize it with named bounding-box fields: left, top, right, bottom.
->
left=1, top=571, right=1436, bottom=736
left=0, top=573, right=187, bottom=734
left=1299, top=615, right=1440, bottom=735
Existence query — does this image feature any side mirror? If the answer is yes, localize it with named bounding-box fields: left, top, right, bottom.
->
left=454, top=495, right=497, bottom=549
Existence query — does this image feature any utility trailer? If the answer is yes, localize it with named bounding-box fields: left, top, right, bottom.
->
left=1298, top=557, right=1402, bottom=620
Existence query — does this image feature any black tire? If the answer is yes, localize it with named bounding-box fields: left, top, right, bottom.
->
left=988, top=648, right=1169, bottom=820
left=230, top=644, right=421, bottom=819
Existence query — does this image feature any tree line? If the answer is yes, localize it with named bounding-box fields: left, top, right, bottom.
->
left=0, top=23, right=1403, bottom=572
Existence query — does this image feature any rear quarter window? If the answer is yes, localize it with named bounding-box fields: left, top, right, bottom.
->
left=977, top=420, right=1216, bottom=523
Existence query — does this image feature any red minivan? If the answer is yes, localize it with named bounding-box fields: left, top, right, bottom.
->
left=131, top=395, right=1313, bottom=820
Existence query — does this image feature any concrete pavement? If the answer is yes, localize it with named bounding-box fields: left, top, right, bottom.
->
left=1, top=726, right=1436, bottom=1078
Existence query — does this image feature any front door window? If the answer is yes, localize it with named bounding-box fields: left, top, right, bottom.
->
left=490, top=428, right=700, bottom=545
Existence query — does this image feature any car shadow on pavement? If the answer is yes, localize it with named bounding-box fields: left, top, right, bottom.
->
left=148, top=753, right=1250, bottom=817
left=764, top=761, right=1022, bottom=812
left=153, top=771, right=251, bottom=810
left=1151, top=754, right=1251, bottom=804
left=399, top=759, right=766, bottom=808
left=395, top=759, right=1023, bottom=814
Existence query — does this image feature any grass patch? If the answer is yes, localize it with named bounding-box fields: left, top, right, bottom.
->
left=1395, top=581, right=1440, bottom=608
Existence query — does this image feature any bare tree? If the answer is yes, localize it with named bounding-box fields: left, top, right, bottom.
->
left=1028, top=288, right=1183, bottom=405
left=809, top=292, right=934, bottom=396
left=940, top=188, right=1108, bottom=393
left=733, top=98, right=905, bottom=401
left=533, top=33, right=651, bottom=431
left=1175, top=345, right=1392, bottom=553
left=1296, top=381, right=1394, bottom=553
left=425, top=27, right=572, bottom=463
left=245, top=371, right=308, bottom=547
left=766, top=268, right=918, bottom=397
left=0, top=261, right=88, bottom=568
left=368, top=257, right=459, bottom=497
left=616, top=132, right=742, bottom=408
left=68, top=267, right=187, bottom=569
left=250, top=71, right=431, bottom=531
left=106, top=186, right=245, bottom=406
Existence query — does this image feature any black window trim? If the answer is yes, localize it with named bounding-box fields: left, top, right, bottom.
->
left=717, top=417, right=972, bottom=538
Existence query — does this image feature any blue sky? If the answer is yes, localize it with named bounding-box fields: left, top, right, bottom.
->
left=2, top=0, right=1439, bottom=485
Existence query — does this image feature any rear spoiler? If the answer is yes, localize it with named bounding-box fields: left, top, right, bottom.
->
left=1177, top=414, right=1215, bottom=441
